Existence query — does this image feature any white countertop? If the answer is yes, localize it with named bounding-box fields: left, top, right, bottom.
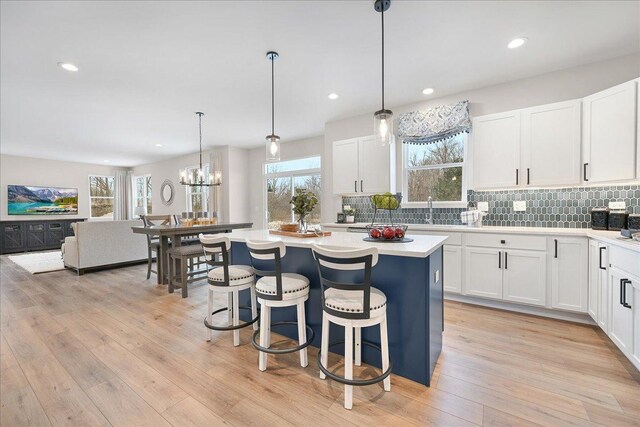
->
left=322, top=223, right=640, bottom=253
left=227, top=229, right=448, bottom=258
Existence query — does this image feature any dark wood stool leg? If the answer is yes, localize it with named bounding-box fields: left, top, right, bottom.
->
left=181, top=255, right=188, bottom=298
left=168, top=255, right=175, bottom=294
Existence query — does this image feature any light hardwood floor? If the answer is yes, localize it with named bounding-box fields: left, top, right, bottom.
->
left=1, top=256, right=639, bottom=426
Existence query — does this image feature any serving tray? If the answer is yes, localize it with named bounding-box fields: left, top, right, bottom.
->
left=269, top=230, right=332, bottom=238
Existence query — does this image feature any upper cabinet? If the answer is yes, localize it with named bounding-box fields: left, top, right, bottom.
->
left=582, top=79, right=638, bottom=184
left=332, top=136, right=396, bottom=195
left=472, top=111, right=521, bottom=189
left=473, top=100, right=581, bottom=189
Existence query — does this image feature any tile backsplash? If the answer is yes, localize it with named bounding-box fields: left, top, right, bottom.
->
left=342, top=184, right=640, bottom=228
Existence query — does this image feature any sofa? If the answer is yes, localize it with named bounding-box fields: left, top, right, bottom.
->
left=62, top=219, right=148, bottom=274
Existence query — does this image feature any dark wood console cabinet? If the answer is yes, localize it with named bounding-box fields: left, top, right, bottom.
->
left=0, top=219, right=86, bottom=254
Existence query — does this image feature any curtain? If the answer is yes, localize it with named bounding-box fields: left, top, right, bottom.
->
left=397, top=100, right=471, bottom=145
left=113, top=169, right=133, bottom=220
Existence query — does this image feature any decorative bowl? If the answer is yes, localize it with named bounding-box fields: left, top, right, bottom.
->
left=365, top=224, right=408, bottom=241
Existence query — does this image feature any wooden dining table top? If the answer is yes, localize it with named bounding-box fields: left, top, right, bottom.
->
left=131, top=222, right=253, bottom=236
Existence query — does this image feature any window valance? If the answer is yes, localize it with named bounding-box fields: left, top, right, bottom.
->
left=397, top=100, right=471, bottom=145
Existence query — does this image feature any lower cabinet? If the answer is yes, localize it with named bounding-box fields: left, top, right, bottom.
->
left=0, top=219, right=83, bottom=254
left=551, top=237, right=588, bottom=312
left=443, top=245, right=462, bottom=293
left=503, top=249, right=546, bottom=306
left=608, top=267, right=634, bottom=355
left=633, top=287, right=640, bottom=369
left=588, top=240, right=609, bottom=329
left=465, top=247, right=503, bottom=299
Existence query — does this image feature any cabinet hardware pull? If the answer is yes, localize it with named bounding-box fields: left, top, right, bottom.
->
left=527, top=168, right=530, bottom=185
left=554, top=239, right=558, bottom=258
left=516, top=169, right=519, bottom=185
left=598, top=247, right=606, bottom=270
left=360, top=180, right=363, bottom=192
left=583, top=163, right=589, bottom=181
left=504, top=252, right=508, bottom=270
left=500, top=239, right=506, bottom=244
left=620, top=278, right=626, bottom=306
left=498, top=251, right=501, bottom=269
left=354, top=180, right=357, bottom=192
left=622, top=279, right=632, bottom=309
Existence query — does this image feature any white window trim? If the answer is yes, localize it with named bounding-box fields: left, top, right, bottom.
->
left=263, top=156, right=322, bottom=229
left=133, top=174, right=152, bottom=216
left=184, top=164, right=210, bottom=213
left=88, top=174, right=115, bottom=220
left=401, top=134, right=468, bottom=209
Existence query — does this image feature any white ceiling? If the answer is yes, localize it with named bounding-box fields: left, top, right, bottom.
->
left=1, top=1, right=639, bottom=167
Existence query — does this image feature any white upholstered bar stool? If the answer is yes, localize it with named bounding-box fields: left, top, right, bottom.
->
left=200, top=234, right=259, bottom=346
left=246, top=240, right=314, bottom=371
left=311, top=245, right=391, bottom=410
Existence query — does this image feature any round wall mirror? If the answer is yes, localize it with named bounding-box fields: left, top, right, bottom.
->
left=160, top=179, right=175, bottom=206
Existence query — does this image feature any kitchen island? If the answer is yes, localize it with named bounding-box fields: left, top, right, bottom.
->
left=227, top=229, right=448, bottom=386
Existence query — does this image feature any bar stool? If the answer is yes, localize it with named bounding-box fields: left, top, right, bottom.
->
left=311, top=245, right=391, bottom=410
left=200, top=234, right=259, bottom=346
left=167, top=243, right=206, bottom=298
left=246, top=240, right=314, bottom=371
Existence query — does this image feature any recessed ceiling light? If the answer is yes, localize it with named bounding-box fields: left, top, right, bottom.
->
left=422, top=88, right=434, bottom=95
left=103, top=160, right=110, bottom=163
left=57, top=62, right=79, bottom=72
left=155, top=143, right=163, bottom=147
left=328, top=93, right=339, bottom=100
left=507, top=38, right=528, bottom=49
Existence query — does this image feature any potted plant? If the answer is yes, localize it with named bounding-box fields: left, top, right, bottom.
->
left=290, top=189, right=318, bottom=233
left=344, top=207, right=356, bottom=223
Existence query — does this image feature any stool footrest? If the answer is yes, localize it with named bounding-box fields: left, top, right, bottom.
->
left=251, top=321, right=315, bottom=354
left=204, top=306, right=260, bottom=331
left=318, top=340, right=392, bottom=386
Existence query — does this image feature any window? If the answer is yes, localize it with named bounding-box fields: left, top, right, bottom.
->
left=185, top=164, right=210, bottom=212
left=89, top=175, right=115, bottom=219
left=265, top=156, right=321, bottom=229
left=134, top=175, right=152, bottom=216
left=403, top=134, right=466, bottom=204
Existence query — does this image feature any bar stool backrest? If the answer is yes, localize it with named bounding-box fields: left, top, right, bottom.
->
left=312, top=245, right=379, bottom=320
left=141, top=214, right=171, bottom=247
left=246, top=240, right=286, bottom=300
left=199, top=234, right=232, bottom=286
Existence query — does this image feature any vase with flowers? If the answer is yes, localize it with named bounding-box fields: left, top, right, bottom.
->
left=290, top=189, right=318, bottom=233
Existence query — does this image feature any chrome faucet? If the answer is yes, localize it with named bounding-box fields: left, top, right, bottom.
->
left=425, top=196, right=433, bottom=224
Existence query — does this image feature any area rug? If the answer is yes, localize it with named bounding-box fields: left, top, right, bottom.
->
left=8, top=251, right=65, bottom=274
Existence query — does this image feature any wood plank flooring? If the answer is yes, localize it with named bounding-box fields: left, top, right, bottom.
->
left=1, top=256, right=639, bottom=426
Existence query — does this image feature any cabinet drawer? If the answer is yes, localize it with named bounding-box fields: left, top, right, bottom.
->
left=465, top=233, right=546, bottom=251
left=610, top=245, right=640, bottom=278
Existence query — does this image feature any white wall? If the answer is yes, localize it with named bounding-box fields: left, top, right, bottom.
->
left=322, top=53, right=640, bottom=222
left=0, top=154, right=124, bottom=221
left=248, top=135, right=324, bottom=229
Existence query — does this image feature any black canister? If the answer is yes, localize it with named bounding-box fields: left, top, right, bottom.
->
left=627, top=213, right=640, bottom=231
left=608, top=211, right=628, bottom=231
left=591, top=208, right=609, bottom=230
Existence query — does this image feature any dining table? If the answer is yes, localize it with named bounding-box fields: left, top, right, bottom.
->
left=131, top=222, right=253, bottom=285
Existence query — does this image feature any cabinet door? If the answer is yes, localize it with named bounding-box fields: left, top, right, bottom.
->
left=583, top=80, right=637, bottom=183
left=551, top=237, right=588, bottom=312
left=443, top=245, right=462, bottom=294
left=472, top=111, right=521, bottom=189
left=632, top=281, right=640, bottom=370
left=45, top=222, right=65, bottom=247
left=332, top=138, right=360, bottom=194
left=588, top=240, right=600, bottom=321
left=2, top=223, right=26, bottom=253
left=608, top=268, right=634, bottom=356
left=521, top=100, right=581, bottom=186
left=27, top=223, right=46, bottom=249
left=358, top=136, right=393, bottom=194
left=503, top=250, right=546, bottom=307
left=597, top=245, right=609, bottom=331
left=464, top=247, right=503, bottom=299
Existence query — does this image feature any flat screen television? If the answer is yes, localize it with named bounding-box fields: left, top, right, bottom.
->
left=7, top=185, right=78, bottom=215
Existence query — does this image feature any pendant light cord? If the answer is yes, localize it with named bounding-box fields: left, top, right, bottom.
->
left=381, top=5, right=385, bottom=110
left=198, top=113, right=203, bottom=172
left=271, top=55, right=275, bottom=135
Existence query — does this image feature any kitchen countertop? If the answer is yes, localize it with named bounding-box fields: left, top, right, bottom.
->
left=227, top=229, right=447, bottom=258
left=322, top=223, right=640, bottom=253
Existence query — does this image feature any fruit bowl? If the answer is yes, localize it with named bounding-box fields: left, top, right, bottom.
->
left=365, top=224, right=409, bottom=241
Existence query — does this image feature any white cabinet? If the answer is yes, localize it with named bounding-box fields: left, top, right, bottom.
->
left=503, top=249, right=546, bottom=306
left=521, top=100, right=581, bottom=186
left=588, top=240, right=599, bottom=321
left=465, top=247, right=503, bottom=299
left=608, top=267, right=634, bottom=355
left=332, top=136, right=395, bottom=195
left=633, top=285, right=640, bottom=370
left=582, top=79, right=638, bottom=183
left=550, top=237, right=588, bottom=313
left=472, top=111, right=521, bottom=189
left=443, top=245, right=462, bottom=294
left=588, top=240, right=609, bottom=329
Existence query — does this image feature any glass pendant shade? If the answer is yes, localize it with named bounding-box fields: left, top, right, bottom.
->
left=265, top=134, right=280, bottom=162
left=374, top=109, right=394, bottom=146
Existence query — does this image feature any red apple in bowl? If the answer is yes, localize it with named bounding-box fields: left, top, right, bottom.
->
left=369, top=228, right=381, bottom=239
left=382, top=227, right=395, bottom=240
left=395, top=227, right=405, bottom=239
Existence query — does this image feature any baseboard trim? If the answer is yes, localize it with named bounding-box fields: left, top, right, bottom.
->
left=444, top=292, right=595, bottom=325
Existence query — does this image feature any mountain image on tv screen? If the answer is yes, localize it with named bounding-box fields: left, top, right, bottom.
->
left=7, top=185, right=78, bottom=215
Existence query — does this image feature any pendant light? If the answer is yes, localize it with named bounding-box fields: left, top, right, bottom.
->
left=265, top=51, right=281, bottom=162
left=179, top=112, right=222, bottom=187
left=373, top=0, right=393, bottom=146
